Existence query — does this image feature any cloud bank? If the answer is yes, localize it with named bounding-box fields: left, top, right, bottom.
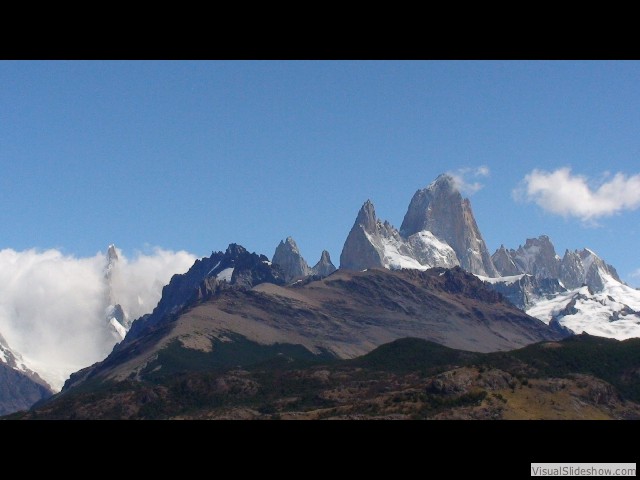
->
left=448, top=166, right=490, bottom=195
left=0, top=246, right=196, bottom=390
left=515, top=168, right=640, bottom=221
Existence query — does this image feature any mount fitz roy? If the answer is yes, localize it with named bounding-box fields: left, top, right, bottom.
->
left=339, top=175, right=497, bottom=276
left=98, top=172, right=640, bottom=352
left=337, top=174, right=639, bottom=340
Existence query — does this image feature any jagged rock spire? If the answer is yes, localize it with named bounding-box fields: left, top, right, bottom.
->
left=272, top=237, right=311, bottom=282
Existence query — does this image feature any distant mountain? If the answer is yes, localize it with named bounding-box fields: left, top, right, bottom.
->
left=486, top=236, right=639, bottom=339
left=271, top=237, right=336, bottom=283
left=491, top=236, right=622, bottom=292
left=311, top=250, right=336, bottom=277
left=104, top=244, right=130, bottom=341
left=0, top=334, right=52, bottom=415
left=272, top=237, right=311, bottom=282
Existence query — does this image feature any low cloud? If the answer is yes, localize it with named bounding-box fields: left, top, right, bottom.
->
left=0, top=246, right=196, bottom=390
left=515, top=168, right=640, bottom=222
left=448, top=166, right=490, bottom=195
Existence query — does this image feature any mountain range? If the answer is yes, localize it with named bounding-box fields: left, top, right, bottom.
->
left=2, top=172, right=639, bottom=418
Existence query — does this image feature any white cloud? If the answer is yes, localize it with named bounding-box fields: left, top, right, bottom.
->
left=0, top=246, right=196, bottom=390
left=448, top=165, right=490, bottom=195
left=515, top=168, right=640, bottom=221
left=631, top=269, right=640, bottom=279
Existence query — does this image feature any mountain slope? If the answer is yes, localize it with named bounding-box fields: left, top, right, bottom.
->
left=0, top=334, right=53, bottom=414
left=0, top=362, right=52, bottom=415
left=59, top=264, right=564, bottom=393
left=15, top=335, right=639, bottom=420
left=125, top=243, right=285, bottom=343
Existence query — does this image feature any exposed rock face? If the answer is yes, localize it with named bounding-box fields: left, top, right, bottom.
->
left=340, top=199, right=459, bottom=271
left=491, top=245, right=522, bottom=277
left=125, top=243, right=286, bottom=343
left=272, top=237, right=311, bottom=282
left=559, top=250, right=585, bottom=290
left=311, top=250, right=336, bottom=277
left=511, top=236, right=560, bottom=280
left=570, top=249, right=621, bottom=292
left=484, top=275, right=566, bottom=310
left=340, top=200, right=387, bottom=270
left=400, top=174, right=498, bottom=277
left=493, top=237, right=621, bottom=293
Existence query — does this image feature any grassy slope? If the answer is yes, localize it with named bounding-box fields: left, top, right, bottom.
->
left=7, top=334, right=640, bottom=420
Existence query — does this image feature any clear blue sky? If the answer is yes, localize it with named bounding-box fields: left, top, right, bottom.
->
left=2, top=61, right=639, bottom=285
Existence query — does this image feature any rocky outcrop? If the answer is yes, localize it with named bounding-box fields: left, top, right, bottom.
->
left=511, top=236, right=560, bottom=280
left=488, top=238, right=637, bottom=339
left=272, top=237, right=311, bottom=282
left=126, top=243, right=286, bottom=342
left=571, top=248, right=621, bottom=292
left=400, top=174, right=498, bottom=277
left=559, top=250, right=585, bottom=290
left=494, top=236, right=621, bottom=293
left=340, top=200, right=387, bottom=270
left=484, top=275, right=566, bottom=310
left=491, top=245, right=522, bottom=277
left=311, top=250, right=336, bottom=277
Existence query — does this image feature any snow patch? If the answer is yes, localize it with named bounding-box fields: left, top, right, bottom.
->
left=109, top=317, right=127, bottom=341
left=206, top=261, right=221, bottom=276
left=476, top=273, right=526, bottom=286
left=364, top=229, right=458, bottom=272
left=526, top=276, right=640, bottom=340
left=216, top=267, right=234, bottom=282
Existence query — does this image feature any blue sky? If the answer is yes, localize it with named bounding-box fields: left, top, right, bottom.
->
left=2, top=60, right=640, bottom=285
